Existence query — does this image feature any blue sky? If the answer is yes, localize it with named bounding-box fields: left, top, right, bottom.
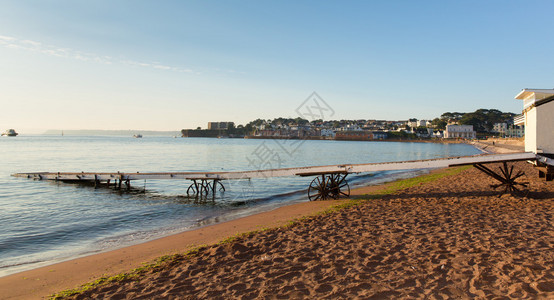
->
left=1, top=0, right=553, bottom=133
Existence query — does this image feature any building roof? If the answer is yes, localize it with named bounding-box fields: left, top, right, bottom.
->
left=515, top=88, right=554, bottom=100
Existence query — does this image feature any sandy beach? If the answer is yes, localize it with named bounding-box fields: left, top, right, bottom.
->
left=57, top=161, right=552, bottom=299
left=1, top=144, right=553, bottom=299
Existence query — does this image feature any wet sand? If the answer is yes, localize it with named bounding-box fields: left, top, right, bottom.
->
left=58, top=162, right=554, bottom=299
left=471, top=140, right=524, bottom=154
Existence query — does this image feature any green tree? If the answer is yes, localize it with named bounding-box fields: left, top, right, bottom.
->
left=294, top=117, right=309, bottom=125
left=441, top=112, right=464, bottom=122
left=226, top=123, right=236, bottom=134
left=458, top=109, right=516, bottom=132
left=431, top=118, right=447, bottom=130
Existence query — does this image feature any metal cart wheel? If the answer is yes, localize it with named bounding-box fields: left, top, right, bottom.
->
left=187, top=179, right=209, bottom=196
left=308, top=173, right=350, bottom=201
left=206, top=180, right=226, bottom=192
left=308, top=175, right=328, bottom=201
left=328, top=173, right=350, bottom=199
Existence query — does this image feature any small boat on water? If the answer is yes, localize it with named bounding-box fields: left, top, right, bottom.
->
left=2, top=129, right=18, bottom=137
left=133, top=134, right=143, bottom=138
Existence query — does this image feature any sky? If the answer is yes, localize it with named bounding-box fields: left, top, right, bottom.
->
left=1, top=0, right=554, bottom=133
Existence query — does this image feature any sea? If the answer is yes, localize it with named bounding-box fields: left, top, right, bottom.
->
left=0, top=136, right=482, bottom=277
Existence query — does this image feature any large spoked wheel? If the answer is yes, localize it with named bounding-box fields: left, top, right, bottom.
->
left=186, top=182, right=199, bottom=196
left=206, top=180, right=226, bottom=193
left=308, top=174, right=350, bottom=201
left=328, top=174, right=350, bottom=199
left=187, top=180, right=208, bottom=196
left=308, top=176, right=328, bottom=201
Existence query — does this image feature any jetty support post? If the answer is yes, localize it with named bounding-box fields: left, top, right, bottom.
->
left=186, top=178, right=225, bottom=199
left=536, top=165, right=553, bottom=181
left=210, top=179, right=225, bottom=198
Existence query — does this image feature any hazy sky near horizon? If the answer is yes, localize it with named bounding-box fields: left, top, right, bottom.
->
left=1, top=0, right=553, bottom=133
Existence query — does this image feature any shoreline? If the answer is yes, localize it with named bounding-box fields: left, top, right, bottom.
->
left=470, top=140, right=524, bottom=154
left=244, top=135, right=468, bottom=144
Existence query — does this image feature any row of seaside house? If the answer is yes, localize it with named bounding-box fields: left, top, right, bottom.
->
left=253, top=124, right=485, bottom=140
left=200, top=115, right=525, bottom=140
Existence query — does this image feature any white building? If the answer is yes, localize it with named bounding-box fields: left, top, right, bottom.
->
left=408, top=121, right=416, bottom=128
left=407, top=120, right=428, bottom=128
left=443, top=125, right=476, bottom=139
left=320, top=129, right=336, bottom=138
left=433, top=131, right=443, bottom=138
left=506, top=125, right=525, bottom=138
left=339, top=124, right=363, bottom=131
left=493, top=123, right=508, bottom=134
left=417, top=120, right=428, bottom=127
left=515, top=89, right=554, bottom=154
left=493, top=122, right=524, bottom=138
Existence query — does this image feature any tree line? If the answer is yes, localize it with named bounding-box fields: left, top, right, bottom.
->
left=431, top=109, right=516, bottom=132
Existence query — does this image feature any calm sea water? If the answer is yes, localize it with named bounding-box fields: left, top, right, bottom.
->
left=0, top=136, right=481, bottom=276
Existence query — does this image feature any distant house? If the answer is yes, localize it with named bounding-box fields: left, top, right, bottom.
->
left=413, top=127, right=434, bottom=138
left=443, top=125, right=476, bottom=139
left=493, top=123, right=508, bottom=134
left=507, top=125, right=524, bottom=138
left=320, top=129, right=336, bottom=138
left=515, top=88, right=554, bottom=154
left=433, top=131, right=443, bottom=138
left=417, top=120, right=429, bottom=127
left=372, top=131, right=387, bottom=140
left=493, top=122, right=524, bottom=138
left=338, top=124, right=363, bottom=131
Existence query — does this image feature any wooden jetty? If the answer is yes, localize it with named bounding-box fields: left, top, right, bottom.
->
left=12, top=152, right=542, bottom=200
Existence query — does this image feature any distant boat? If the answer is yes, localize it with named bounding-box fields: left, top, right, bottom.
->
left=2, top=129, right=18, bottom=137
left=133, top=134, right=143, bottom=138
